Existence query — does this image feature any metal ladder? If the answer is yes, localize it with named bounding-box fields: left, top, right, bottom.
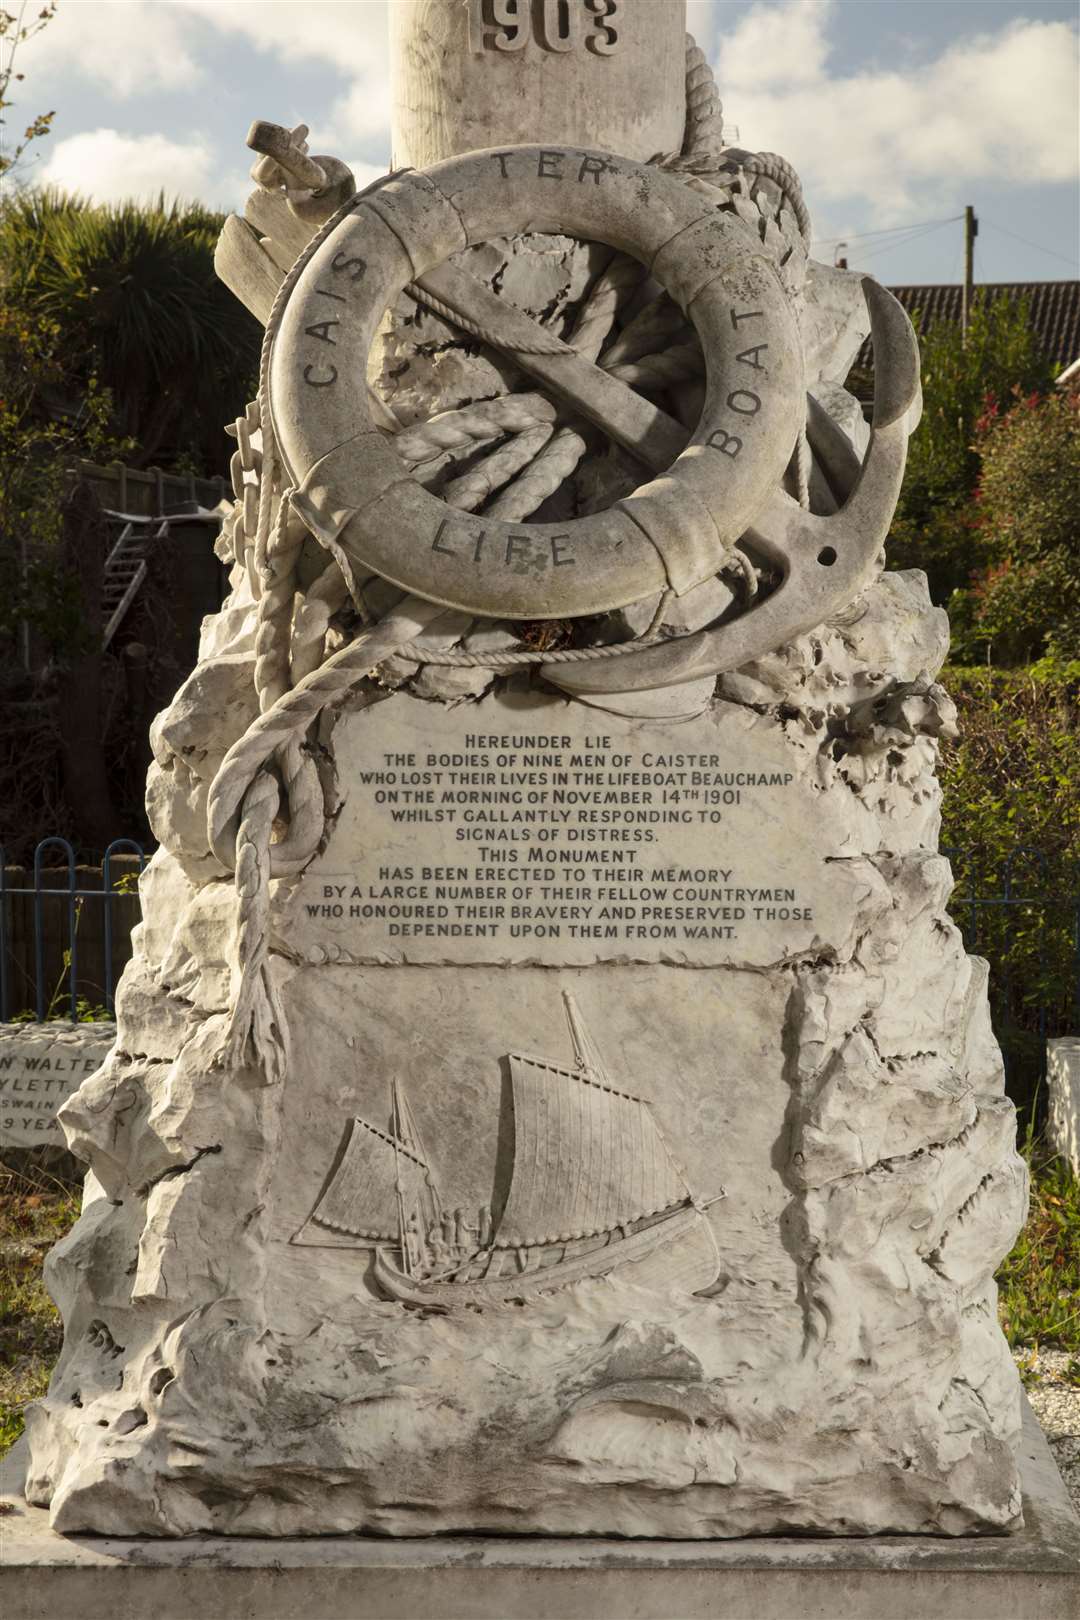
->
left=101, top=518, right=166, bottom=648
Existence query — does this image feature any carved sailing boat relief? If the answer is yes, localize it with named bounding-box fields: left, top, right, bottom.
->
left=293, top=994, right=723, bottom=1306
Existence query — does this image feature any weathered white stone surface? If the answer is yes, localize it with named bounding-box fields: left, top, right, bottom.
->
left=1047, top=1036, right=1080, bottom=1175
left=22, top=3, right=1027, bottom=1545
left=390, top=0, right=687, bottom=171
left=0, top=1023, right=115, bottom=1148
left=6, top=1407, right=1080, bottom=1620
left=22, top=564, right=1027, bottom=1538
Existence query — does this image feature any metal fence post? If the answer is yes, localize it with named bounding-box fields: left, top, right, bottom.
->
left=0, top=846, right=9, bottom=1023
left=32, top=837, right=77, bottom=1021
left=101, top=839, right=147, bottom=1014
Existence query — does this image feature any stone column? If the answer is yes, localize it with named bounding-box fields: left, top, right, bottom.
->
left=389, top=0, right=686, bottom=167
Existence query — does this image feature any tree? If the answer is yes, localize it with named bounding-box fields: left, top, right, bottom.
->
left=949, top=388, right=1080, bottom=666
left=0, top=190, right=261, bottom=473
left=0, top=300, right=126, bottom=662
left=887, top=293, right=1053, bottom=607
left=0, top=2, right=56, bottom=180
left=0, top=299, right=134, bottom=853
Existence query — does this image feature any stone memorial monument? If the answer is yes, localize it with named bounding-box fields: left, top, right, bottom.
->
left=25, top=0, right=1032, bottom=1545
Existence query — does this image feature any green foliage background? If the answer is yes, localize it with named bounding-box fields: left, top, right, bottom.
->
left=881, top=289, right=1079, bottom=1123
left=951, top=391, right=1080, bottom=665
left=938, top=665, right=1080, bottom=1115
left=0, top=190, right=260, bottom=474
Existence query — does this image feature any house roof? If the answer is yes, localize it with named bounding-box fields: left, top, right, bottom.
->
left=855, top=280, right=1080, bottom=375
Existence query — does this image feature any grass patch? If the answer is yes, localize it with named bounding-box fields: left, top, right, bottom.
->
left=0, top=1160, right=80, bottom=1456
left=997, top=1148, right=1080, bottom=1357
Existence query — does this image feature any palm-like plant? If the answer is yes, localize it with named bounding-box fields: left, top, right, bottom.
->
left=0, top=189, right=260, bottom=472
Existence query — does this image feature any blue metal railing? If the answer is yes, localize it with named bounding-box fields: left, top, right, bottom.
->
left=2, top=837, right=1076, bottom=1084
left=0, top=837, right=146, bottom=1022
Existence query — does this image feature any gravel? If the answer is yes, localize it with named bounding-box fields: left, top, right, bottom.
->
left=1015, top=1346, right=1080, bottom=1515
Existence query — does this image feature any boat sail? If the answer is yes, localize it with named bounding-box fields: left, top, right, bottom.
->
left=293, top=995, right=722, bottom=1304
left=292, top=1080, right=441, bottom=1259
left=496, top=1047, right=692, bottom=1248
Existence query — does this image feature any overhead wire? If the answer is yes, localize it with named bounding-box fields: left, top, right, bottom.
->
left=814, top=213, right=1078, bottom=275
left=980, top=217, right=1080, bottom=273
left=848, top=216, right=959, bottom=266
left=811, top=215, right=962, bottom=249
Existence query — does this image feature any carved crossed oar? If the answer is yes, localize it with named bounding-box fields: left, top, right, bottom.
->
left=246, top=120, right=688, bottom=473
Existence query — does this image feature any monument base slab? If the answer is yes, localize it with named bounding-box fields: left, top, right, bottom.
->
left=3, top=1403, right=1077, bottom=1620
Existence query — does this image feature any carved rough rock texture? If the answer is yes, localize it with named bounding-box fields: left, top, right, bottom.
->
left=23, top=548, right=1027, bottom=1537
left=22, top=44, right=1025, bottom=1527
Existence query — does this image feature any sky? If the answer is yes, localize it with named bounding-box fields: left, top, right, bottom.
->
left=5, top=0, right=1079, bottom=286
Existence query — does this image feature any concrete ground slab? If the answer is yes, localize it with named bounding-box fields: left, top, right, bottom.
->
left=2, top=1402, right=1078, bottom=1620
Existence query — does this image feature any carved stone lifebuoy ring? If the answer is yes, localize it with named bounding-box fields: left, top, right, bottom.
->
left=269, top=145, right=805, bottom=620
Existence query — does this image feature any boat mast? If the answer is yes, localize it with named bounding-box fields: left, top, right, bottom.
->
left=390, top=1081, right=413, bottom=1277
left=563, top=993, right=608, bottom=1084
left=395, top=1084, right=443, bottom=1229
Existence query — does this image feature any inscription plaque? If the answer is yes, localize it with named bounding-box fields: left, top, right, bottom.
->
left=0, top=1022, right=114, bottom=1148
left=282, top=691, right=879, bottom=969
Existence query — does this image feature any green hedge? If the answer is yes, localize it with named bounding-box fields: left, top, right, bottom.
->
left=939, top=663, right=1080, bottom=1119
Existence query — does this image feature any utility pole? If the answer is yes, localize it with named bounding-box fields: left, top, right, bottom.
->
left=962, top=205, right=978, bottom=341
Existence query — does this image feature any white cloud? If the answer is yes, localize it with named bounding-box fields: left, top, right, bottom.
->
left=718, top=0, right=832, bottom=90
left=181, top=0, right=391, bottom=147
left=345, top=158, right=396, bottom=193
left=41, top=127, right=215, bottom=204
left=25, top=1, right=392, bottom=145
left=178, top=0, right=388, bottom=67
left=29, top=1, right=205, bottom=96
left=715, top=0, right=1080, bottom=224
left=324, top=74, right=394, bottom=150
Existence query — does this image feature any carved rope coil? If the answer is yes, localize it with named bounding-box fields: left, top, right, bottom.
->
left=393, top=393, right=557, bottom=467
left=796, top=424, right=813, bottom=510
left=605, top=343, right=706, bottom=389
left=405, top=635, right=662, bottom=669
left=214, top=767, right=287, bottom=1081
left=485, top=425, right=590, bottom=521
left=208, top=604, right=445, bottom=874
left=440, top=249, right=646, bottom=522
left=441, top=421, right=556, bottom=510
left=253, top=496, right=304, bottom=711
left=396, top=250, right=645, bottom=519
left=681, top=33, right=725, bottom=166
left=658, top=37, right=810, bottom=246
left=561, top=253, right=645, bottom=365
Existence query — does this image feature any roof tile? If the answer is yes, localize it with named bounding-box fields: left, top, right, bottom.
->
left=855, top=281, right=1080, bottom=374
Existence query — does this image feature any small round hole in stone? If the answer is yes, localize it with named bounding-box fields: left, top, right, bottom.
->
left=817, top=546, right=837, bottom=567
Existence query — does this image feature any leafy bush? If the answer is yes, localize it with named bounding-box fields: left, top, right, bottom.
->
left=947, top=389, right=1080, bottom=665
left=890, top=293, right=1051, bottom=521
left=939, top=664, right=1080, bottom=1116
left=0, top=189, right=260, bottom=474
left=0, top=302, right=127, bottom=657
